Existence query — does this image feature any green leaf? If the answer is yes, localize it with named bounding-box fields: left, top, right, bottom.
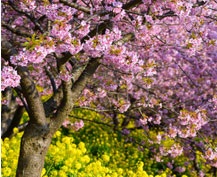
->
left=32, top=33, right=36, bottom=41
left=22, top=42, right=29, bottom=46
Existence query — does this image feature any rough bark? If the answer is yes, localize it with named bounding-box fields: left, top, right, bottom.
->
left=16, top=123, right=52, bottom=177
left=15, top=66, right=50, bottom=177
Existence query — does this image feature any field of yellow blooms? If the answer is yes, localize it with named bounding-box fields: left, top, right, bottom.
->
left=1, top=109, right=211, bottom=177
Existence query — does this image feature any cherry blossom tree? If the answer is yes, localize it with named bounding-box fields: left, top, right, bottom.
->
left=1, top=0, right=217, bottom=176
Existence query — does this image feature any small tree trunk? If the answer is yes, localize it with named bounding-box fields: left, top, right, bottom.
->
left=1, top=88, right=19, bottom=136
left=16, top=122, right=52, bottom=177
left=2, top=106, right=24, bottom=140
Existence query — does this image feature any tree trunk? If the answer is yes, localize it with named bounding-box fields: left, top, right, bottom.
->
left=16, top=122, right=52, bottom=177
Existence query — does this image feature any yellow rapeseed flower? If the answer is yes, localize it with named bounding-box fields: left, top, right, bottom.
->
left=75, top=162, right=82, bottom=169
left=13, top=127, right=19, bottom=134
left=55, top=131, right=61, bottom=137
left=102, top=154, right=110, bottom=162
left=58, top=170, right=67, bottom=177
left=50, top=170, right=58, bottom=176
left=2, top=167, right=12, bottom=176
left=41, top=168, right=46, bottom=177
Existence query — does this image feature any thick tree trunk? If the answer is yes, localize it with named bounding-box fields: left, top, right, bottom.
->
left=15, top=66, right=52, bottom=177
left=15, top=58, right=100, bottom=177
left=16, top=122, right=52, bottom=177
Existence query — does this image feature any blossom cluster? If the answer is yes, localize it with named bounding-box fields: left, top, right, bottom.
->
left=10, top=45, right=55, bottom=66
left=168, top=109, right=208, bottom=139
left=62, top=120, right=84, bottom=131
left=83, top=27, right=122, bottom=58
left=1, top=66, right=21, bottom=91
left=202, top=148, right=217, bottom=168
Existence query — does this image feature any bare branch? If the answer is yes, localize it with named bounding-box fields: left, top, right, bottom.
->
left=155, top=11, right=177, bottom=20
left=204, top=15, right=217, bottom=21
left=43, top=88, right=63, bottom=117
left=100, top=63, right=132, bottom=75
left=73, top=106, right=115, bottom=113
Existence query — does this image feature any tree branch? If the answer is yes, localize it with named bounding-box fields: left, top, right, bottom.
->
left=71, top=115, right=146, bottom=147
left=70, top=115, right=112, bottom=127
left=44, top=32, right=135, bottom=117
left=44, top=67, right=57, bottom=93
left=71, top=58, right=100, bottom=100
left=50, top=58, right=100, bottom=130
left=2, top=21, right=32, bottom=37
left=73, top=106, right=115, bottom=113
left=43, top=61, right=91, bottom=117
left=8, top=0, right=44, bottom=33
left=14, top=87, right=30, bottom=114
left=8, top=122, right=29, bottom=139
left=49, top=65, right=73, bottom=132
left=58, top=0, right=142, bottom=67
left=122, top=0, right=142, bottom=10
left=2, top=39, right=48, bottom=126
left=59, top=0, right=91, bottom=14
left=17, top=66, right=47, bottom=126
left=1, top=39, right=17, bottom=60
